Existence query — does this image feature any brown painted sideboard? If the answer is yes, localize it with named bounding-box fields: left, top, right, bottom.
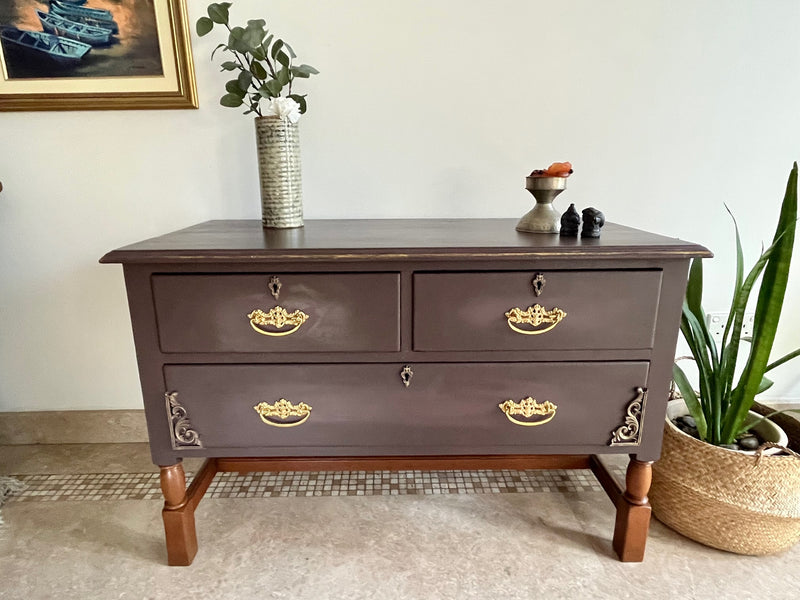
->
left=101, top=219, right=710, bottom=565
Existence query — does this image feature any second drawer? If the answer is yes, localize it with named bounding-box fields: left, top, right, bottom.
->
left=413, top=270, right=663, bottom=351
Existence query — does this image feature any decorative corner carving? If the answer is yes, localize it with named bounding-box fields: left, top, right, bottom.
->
left=609, top=387, right=647, bottom=446
left=165, top=392, right=203, bottom=450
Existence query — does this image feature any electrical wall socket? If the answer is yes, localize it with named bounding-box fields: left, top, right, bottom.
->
left=706, top=312, right=755, bottom=346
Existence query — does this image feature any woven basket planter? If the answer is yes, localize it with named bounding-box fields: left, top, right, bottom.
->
left=255, top=116, right=303, bottom=229
left=651, top=405, right=800, bottom=555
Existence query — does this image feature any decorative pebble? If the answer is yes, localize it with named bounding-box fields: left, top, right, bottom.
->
left=680, top=415, right=697, bottom=429
left=738, top=436, right=760, bottom=450
left=721, top=444, right=740, bottom=451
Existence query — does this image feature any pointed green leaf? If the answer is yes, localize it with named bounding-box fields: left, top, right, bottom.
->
left=237, top=70, right=253, bottom=91
left=765, top=347, right=800, bottom=372
left=220, top=61, right=239, bottom=71
left=721, top=163, right=798, bottom=441
left=673, top=363, right=708, bottom=440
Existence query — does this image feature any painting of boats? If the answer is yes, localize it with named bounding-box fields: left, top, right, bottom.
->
left=0, top=26, right=90, bottom=67
left=49, top=1, right=119, bottom=34
left=1, top=0, right=166, bottom=82
left=36, top=10, right=113, bottom=46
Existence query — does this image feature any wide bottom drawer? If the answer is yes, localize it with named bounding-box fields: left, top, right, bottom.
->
left=162, top=362, right=650, bottom=455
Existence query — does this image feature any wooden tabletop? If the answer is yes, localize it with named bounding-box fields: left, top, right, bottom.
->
left=100, top=219, right=712, bottom=263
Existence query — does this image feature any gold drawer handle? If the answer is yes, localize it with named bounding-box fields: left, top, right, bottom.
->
left=498, top=397, right=558, bottom=427
left=254, top=398, right=312, bottom=428
left=505, top=304, right=566, bottom=335
left=247, top=306, right=309, bottom=337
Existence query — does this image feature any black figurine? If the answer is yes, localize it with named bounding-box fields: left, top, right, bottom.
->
left=581, top=207, right=605, bottom=238
left=559, top=203, right=580, bottom=237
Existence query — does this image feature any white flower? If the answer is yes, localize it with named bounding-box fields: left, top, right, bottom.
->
left=265, top=97, right=302, bottom=123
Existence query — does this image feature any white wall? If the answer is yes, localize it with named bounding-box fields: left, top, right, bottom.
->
left=1, top=0, right=798, bottom=411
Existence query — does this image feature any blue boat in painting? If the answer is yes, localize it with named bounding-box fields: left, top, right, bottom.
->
left=50, top=1, right=119, bottom=34
left=37, top=10, right=113, bottom=46
left=0, top=27, right=91, bottom=67
left=54, top=0, right=89, bottom=5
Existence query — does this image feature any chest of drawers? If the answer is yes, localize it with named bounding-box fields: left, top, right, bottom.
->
left=102, top=219, right=709, bottom=565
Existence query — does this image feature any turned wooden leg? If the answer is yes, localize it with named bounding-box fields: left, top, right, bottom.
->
left=612, top=457, right=653, bottom=562
left=160, top=462, right=198, bottom=566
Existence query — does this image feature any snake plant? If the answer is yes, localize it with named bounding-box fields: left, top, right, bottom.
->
left=673, top=162, right=800, bottom=446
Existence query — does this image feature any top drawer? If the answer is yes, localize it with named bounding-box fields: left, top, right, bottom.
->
left=152, top=273, right=400, bottom=353
left=413, top=270, right=662, bottom=351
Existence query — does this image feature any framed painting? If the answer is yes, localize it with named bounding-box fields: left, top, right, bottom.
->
left=0, top=0, right=197, bottom=110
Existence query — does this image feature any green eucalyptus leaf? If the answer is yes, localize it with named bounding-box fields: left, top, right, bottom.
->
left=196, top=16, right=213, bottom=37
left=243, top=26, right=265, bottom=50
left=251, top=47, right=266, bottom=61
left=207, top=3, right=229, bottom=25
left=291, top=64, right=319, bottom=78
left=220, top=93, right=243, bottom=107
left=257, top=84, right=274, bottom=99
left=251, top=60, right=267, bottom=80
left=271, top=39, right=284, bottom=60
left=237, top=70, right=253, bottom=91
left=276, top=67, right=290, bottom=86
left=247, top=19, right=266, bottom=29
left=225, top=79, right=245, bottom=96
left=220, top=61, right=239, bottom=71
left=288, top=94, right=307, bottom=114
left=265, top=78, right=283, bottom=96
left=276, top=50, right=290, bottom=68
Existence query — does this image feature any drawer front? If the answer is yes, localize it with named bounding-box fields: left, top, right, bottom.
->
left=413, top=270, right=662, bottom=351
left=152, top=273, right=400, bottom=353
left=162, top=361, right=650, bottom=454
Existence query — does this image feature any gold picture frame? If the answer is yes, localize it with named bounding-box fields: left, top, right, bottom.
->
left=0, top=0, right=197, bottom=111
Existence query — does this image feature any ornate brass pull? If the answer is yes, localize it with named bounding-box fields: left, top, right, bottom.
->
left=247, top=306, right=309, bottom=336
left=505, top=304, right=566, bottom=335
left=498, top=397, right=558, bottom=427
left=254, top=398, right=312, bottom=428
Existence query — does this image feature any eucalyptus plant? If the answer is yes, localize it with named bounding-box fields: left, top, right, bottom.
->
left=196, top=2, right=319, bottom=116
left=673, top=163, right=800, bottom=446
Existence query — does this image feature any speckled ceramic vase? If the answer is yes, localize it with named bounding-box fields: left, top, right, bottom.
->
left=255, top=116, right=303, bottom=229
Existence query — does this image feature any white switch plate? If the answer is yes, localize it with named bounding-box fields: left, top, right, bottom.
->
left=706, top=312, right=755, bottom=346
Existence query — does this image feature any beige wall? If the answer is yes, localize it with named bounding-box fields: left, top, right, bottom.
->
left=1, top=0, right=798, bottom=411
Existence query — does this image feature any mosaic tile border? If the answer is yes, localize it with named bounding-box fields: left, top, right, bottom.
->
left=4, top=467, right=624, bottom=503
